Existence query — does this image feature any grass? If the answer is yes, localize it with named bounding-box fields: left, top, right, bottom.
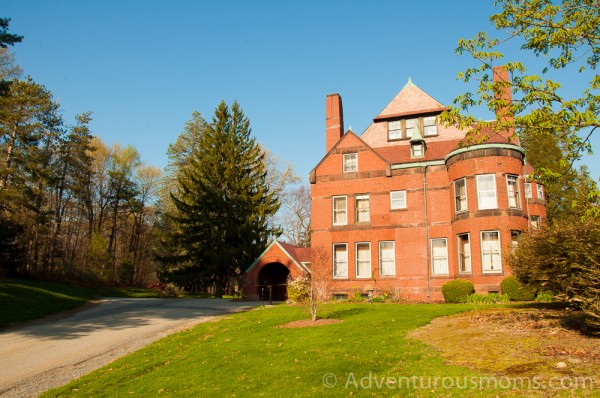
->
left=0, top=279, right=98, bottom=328
left=39, top=302, right=575, bottom=398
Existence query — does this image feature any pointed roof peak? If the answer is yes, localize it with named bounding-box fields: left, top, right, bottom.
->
left=374, top=79, right=446, bottom=121
left=410, top=124, right=424, bottom=142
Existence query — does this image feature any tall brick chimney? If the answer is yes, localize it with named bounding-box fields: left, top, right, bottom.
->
left=492, top=65, right=513, bottom=123
left=326, top=93, right=344, bottom=153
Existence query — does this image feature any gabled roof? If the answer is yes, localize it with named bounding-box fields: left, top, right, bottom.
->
left=245, top=241, right=311, bottom=274
left=374, top=78, right=446, bottom=121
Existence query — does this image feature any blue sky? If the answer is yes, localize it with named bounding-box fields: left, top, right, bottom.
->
left=3, top=0, right=598, bottom=181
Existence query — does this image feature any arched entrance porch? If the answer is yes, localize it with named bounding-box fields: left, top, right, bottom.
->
left=258, top=262, right=290, bottom=301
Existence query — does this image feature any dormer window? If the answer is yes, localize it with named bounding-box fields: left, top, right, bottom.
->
left=387, top=115, right=440, bottom=141
left=411, top=143, right=424, bottom=158
left=343, top=153, right=357, bottom=173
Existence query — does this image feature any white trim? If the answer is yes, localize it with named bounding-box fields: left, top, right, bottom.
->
left=476, top=174, right=498, bottom=210
left=333, top=243, right=348, bottom=279
left=430, top=238, right=449, bottom=275
left=506, top=174, right=521, bottom=209
left=343, top=153, right=357, bottom=173
left=454, top=178, right=468, bottom=213
left=245, top=241, right=309, bottom=274
left=332, top=195, right=348, bottom=226
left=390, top=190, right=407, bottom=209
left=457, top=233, right=471, bottom=274
left=480, top=230, right=502, bottom=273
left=355, top=242, right=371, bottom=279
left=379, top=241, right=395, bottom=276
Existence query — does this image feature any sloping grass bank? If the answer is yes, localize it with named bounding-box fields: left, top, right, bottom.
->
left=40, top=303, right=576, bottom=398
left=0, top=279, right=98, bottom=328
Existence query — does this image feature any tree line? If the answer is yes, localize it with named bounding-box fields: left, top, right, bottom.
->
left=0, top=19, right=310, bottom=290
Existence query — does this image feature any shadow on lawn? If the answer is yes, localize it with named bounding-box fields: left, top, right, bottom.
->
left=325, top=306, right=369, bottom=320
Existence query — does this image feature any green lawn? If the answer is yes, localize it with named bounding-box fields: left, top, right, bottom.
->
left=0, top=279, right=98, bottom=328
left=40, top=303, right=575, bottom=398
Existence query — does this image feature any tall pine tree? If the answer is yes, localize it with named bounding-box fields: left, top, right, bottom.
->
left=164, top=101, right=280, bottom=297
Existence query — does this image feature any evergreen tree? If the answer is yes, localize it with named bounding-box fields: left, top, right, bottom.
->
left=163, top=101, right=280, bottom=297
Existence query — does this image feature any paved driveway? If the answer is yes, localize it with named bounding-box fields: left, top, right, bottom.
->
left=0, top=298, right=258, bottom=397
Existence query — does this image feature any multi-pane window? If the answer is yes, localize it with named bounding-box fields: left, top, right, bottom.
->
left=524, top=183, right=532, bottom=198
left=411, top=142, right=424, bottom=158
left=379, top=241, right=395, bottom=276
left=457, top=234, right=471, bottom=273
left=506, top=175, right=521, bottom=208
left=454, top=178, right=467, bottom=212
left=405, top=118, right=417, bottom=138
left=390, top=190, right=407, bottom=209
left=536, top=184, right=544, bottom=200
left=477, top=174, right=497, bottom=209
left=356, top=242, right=371, bottom=278
left=431, top=238, right=449, bottom=275
left=531, top=215, right=541, bottom=229
left=481, top=231, right=502, bottom=273
left=355, top=194, right=370, bottom=223
left=388, top=120, right=402, bottom=140
left=423, top=116, right=437, bottom=136
left=343, top=153, right=357, bottom=173
left=332, top=196, right=347, bottom=226
left=333, top=243, right=348, bottom=278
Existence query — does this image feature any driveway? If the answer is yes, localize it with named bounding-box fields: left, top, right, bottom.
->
left=0, top=298, right=258, bottom=397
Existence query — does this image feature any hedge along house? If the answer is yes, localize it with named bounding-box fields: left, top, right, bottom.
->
left=244, top=66, right=546, bottom=301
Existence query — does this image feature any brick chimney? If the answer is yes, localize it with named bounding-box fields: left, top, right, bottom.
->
left=492, top=65, right=513, bottom=123
left=326, top=93, right=344, bottom=153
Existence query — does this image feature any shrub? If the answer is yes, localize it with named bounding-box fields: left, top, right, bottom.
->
left=286, top=276, right=310, bottom=303
left=534, top=292, right=554, bottom=303
left=501, top=276, right=536, bottom=301
left=466, top=293, right=510, bottom=304
left=442, top=279, right=475, bottom=303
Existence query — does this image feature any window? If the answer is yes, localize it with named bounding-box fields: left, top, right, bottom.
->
left=388, top=120, right=402, bottom=140
left=332, top=196, right=347, bottom=226
left=343, top=153, right=357, bottom=173
left=411, top=142, right=424, bottom=158
left=477, top=174, right=497, bottom=209
left=481, top=231, right=502, bottom=273
left=454, top=178, right=467, bottom=212
left=379, top=241, right=395, bottom=276
left=431, top=238, right=448, bottom=275
left=333, top=243, right=348, bottom=278
left=423, top=116, right=437, bottom=136
left=506, top=175, right=521, bottom=208
left=524, top=183, right=532, bottom=198
left=536, top=184, right=544, bottom=200
left=510, top=230, right=521, bottom=253
left=405, top=118, right=417, bottom=138
left=356, top=242, right=371, bottom=278
left=530, top=215, right=541, bottom=229
left=355, top=194, right=370, bottom=223
left=390, top=190, right=407, bottom=209
left=457, top=234, right=471, bottom=273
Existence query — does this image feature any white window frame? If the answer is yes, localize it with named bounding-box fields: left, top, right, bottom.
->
left=524, top=182, right=532, bottom=199
left=506, top=174, right=521, bottom=208
left=431, top=238, right=449, bottom=275
left=454, top=178, right=468, bottom=213
left=355, top=242, right=371, bottom=279
left=379, top=241, right=395, bottom=277
left=388, top=120, right=402, bottom=140
left=536, top=184, right=544, bottom=200
left=355, top=194, right=370, bottom=223
left=333, top=243, right=348, bottom=278
left=476, top=174, right=498, bottom=210
left=343, top=153, right=357, bottom=173
left=510, top=230, right=521, bottom=253
left=423, top=116, right=437, bottom=136
left=411, top=142, right=424, bottom=158
left=390, top=190, right=407, bottom=210
left=332, top=195, right=347, bottom=226
left=457, top=233, right=471, bottom=274
left=480, top=231, right=502, bottom=273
